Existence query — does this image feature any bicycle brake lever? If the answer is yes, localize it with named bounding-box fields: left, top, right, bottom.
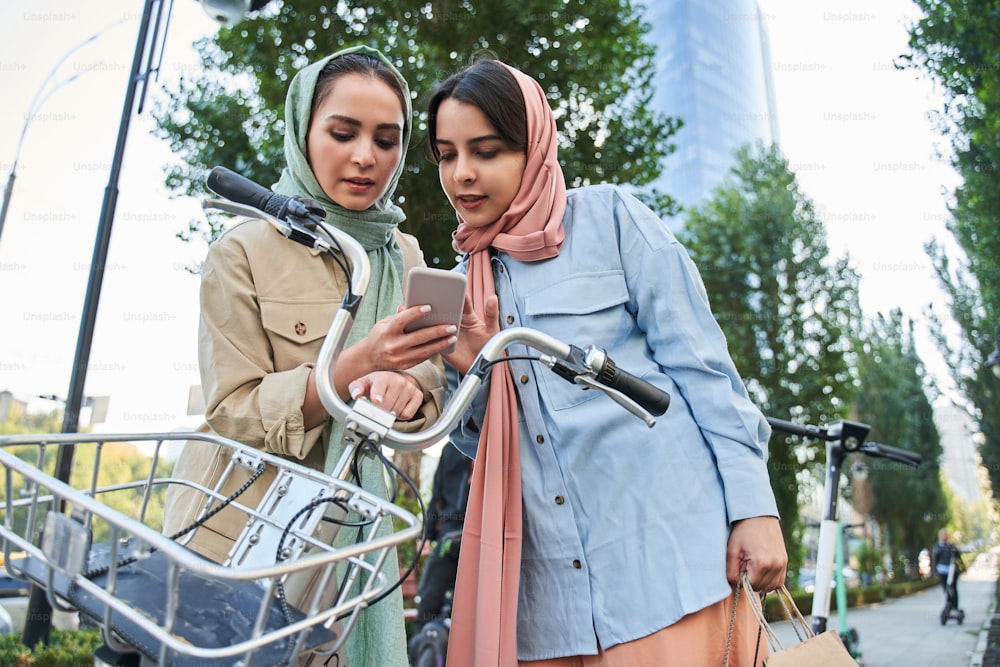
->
left=540, top=347, right=661, bottom=427
left=573, top=375, right=657, bottom=428
left=202, top=198, right=334, bottom=253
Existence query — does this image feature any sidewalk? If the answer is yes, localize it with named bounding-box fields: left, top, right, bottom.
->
left=770, top=547, right=998, bottom=666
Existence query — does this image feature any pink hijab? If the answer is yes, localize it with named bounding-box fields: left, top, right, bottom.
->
left=446, top=61, right=567, bottom=667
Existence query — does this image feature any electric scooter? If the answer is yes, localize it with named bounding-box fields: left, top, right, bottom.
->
left=767, top=418, right=923, bottom=664
left=940, top=559, right=965, bottom=625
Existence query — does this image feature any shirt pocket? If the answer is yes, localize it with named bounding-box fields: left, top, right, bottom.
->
left=521, top=270, right=631, bottom=411
left=259, top=298, right=338, bottom=371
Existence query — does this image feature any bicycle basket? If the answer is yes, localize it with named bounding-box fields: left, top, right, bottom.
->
left=0, top=431, right=420, bottom=666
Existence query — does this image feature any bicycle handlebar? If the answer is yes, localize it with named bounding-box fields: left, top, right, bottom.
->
left=857, top=441, right=922, bottom=467
left=767, top=417, right=922, bottom=466
left=765, top=417, right=831, bottom=441
left=204, top=167, right=670, bottom=454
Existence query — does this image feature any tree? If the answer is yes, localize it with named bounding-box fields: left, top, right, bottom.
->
left=924, top=242, right=1000, bottom=494
left=901, top=0, right=1000, bottom=496
left=851, top=310, right=946, bottom=577
left=0, top=410, right=63, bottom=435
left=153, top=0, right=680, bottom=264
left=680, top=142, right=862, bottom=580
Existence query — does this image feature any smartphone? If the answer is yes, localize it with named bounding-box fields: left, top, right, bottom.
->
left=403, top=267, right=467, bottom=353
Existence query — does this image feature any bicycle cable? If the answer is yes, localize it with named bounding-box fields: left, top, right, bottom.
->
left=82, top=462, right=267, bottom=579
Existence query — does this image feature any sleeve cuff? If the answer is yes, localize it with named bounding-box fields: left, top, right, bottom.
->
left=258, top=364, right=314, bottom=459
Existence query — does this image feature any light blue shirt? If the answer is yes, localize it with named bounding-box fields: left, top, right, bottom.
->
left=448, top=184, right=779, bottom=661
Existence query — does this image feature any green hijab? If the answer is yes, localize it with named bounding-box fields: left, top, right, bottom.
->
left=273, top=44, right=409, bottom=227
left=273, top=45, right=410, bottom=350
left=275, top=46, right=410, bottom=667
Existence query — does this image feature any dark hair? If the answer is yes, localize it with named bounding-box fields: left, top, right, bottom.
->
left=313, top=53, right=410, bottom=139
left=427, top=58, right=527, bottom=162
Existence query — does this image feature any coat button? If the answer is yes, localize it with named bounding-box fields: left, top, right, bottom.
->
left=295, top=321, right=307, bottom=336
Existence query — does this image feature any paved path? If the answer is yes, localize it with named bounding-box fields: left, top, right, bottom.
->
left=771, top=548, right=998, bottom=666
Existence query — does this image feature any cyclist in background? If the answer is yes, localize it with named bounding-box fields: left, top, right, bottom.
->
left=931, top=529, right=964, bottom=617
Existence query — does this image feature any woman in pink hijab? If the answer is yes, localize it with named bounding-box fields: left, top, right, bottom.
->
left=427, top=58, right=788, bottom=667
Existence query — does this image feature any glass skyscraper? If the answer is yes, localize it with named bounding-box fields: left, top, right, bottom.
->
left=644, top=0, right=780, bottom=223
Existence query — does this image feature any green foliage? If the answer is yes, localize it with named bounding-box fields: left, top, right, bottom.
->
left=0, top=628, right=101, bottom=666
left=947, top=485, right=997, bottom=547
left=902, top=1, right=1000, bottom=497
left=851, top=310, right=946, bottom=569
left=152, top=0, right=680, bottom=265
left=0, top=413, right=64, bottom=436
left=1, top=441, right=172, bottom=545
left=853, top=540, right=881, bottom=579
left=679, top=142, right=862, bottom=579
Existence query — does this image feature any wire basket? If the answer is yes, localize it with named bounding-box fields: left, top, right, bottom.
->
left=0, top=431, right=419, bottom=666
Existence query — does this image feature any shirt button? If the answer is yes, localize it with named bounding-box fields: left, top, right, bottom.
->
left=498, top=265, right=505, bottom=273
left=554, top=496, right=564, bottom=505
left=572, top=560, right=582, bottom=569
left=519, top=375, right=529, bottom=384
left=536, top=434, right=544, bottom=444
left=506, top=315, right=515, bottom=324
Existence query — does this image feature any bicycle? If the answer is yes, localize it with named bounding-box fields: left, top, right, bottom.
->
left=0, top=167, right=671, bottom=666
left=406, top=528, right=461, bottom=667
left=767, top=417, right=922, bottom=664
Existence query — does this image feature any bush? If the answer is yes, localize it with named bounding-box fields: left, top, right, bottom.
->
left=0, top=628, right=101, bottom=666
left=762, top=578, right=939, bottom=621
left=854, top=542, right=881, bottom=584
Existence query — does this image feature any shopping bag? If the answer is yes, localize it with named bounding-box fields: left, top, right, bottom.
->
left=727, top=572, right=857, bottom=666
left=763, top=629, right=856, bottom=666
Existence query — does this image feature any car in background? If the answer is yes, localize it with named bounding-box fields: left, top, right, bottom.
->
left=0, top=573, right=29, bottom=599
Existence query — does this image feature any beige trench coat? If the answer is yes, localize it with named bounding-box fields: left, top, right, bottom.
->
left=163, top=217, right=445, bottom=563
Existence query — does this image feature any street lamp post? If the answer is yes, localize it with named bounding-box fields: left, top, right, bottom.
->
left=0, top=20, right=123, bottom=245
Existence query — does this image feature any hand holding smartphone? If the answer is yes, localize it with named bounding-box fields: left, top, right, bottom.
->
left=403, top=267, right=467, bottom=353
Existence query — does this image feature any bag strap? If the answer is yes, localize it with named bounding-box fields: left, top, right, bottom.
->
left=723, top=573, right=813, bottom=666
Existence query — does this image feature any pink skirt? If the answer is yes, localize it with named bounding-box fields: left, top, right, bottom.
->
left=518, top=592, right=768, bottom=667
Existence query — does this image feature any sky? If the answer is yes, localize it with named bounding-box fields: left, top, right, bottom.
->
left=754, top=0, right=963, bottom=398
left=0, top=0, right=967, bottom=435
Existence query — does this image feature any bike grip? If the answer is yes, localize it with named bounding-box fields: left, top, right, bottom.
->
left=207, top=166, right=272, bottom=208
left=871, top=442, right=923, bottom=466
left=207, top=165, right=307, bottom=219
left=596, top=358, right=671, bottom=416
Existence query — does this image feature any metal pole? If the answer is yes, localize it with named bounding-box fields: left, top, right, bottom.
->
left=21, top=0, right=159, bottom=647
left=0, top=20, right=121, bottom=248
left=0, top=170, right=13, bottom=243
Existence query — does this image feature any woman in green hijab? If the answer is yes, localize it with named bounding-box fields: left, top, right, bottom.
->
left=164, top=46, right=452, bottom=666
